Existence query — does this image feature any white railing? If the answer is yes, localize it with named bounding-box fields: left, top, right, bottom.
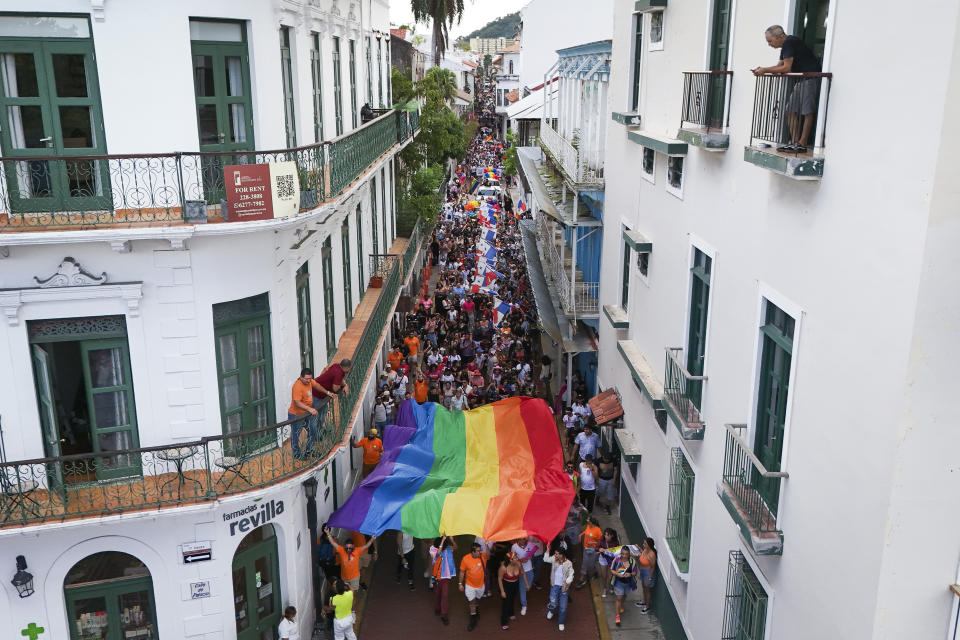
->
left=539, top=122, right=603, bottom=186
left=534, top=213, right=599, bottom=317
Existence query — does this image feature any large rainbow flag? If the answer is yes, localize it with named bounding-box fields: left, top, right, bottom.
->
left=328, top=397, right=574, bottom=542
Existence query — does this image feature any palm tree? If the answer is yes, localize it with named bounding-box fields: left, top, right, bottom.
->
left=418, top=67, right=458, bottom=104
left=411, top=0, right=465, bottom=65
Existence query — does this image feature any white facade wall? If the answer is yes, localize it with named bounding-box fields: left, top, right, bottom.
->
left=599, top=1, right=960, bottom=639
left=0, top=1, right=412, bottom=639
left=518, top=0, right=614, bottom=92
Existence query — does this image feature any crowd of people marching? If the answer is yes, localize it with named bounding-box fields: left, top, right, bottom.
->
left=301, top=120, right=653, bottom=640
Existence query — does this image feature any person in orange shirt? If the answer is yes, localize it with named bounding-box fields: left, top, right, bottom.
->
left=459, top=542, right=487, bottom=631
left=576, top=516, right=603, bottom=588
left=413, top=373, right=429, bottom=404
left=325, top=526, right=376, bottom=591
left=287, top=368, right=318, bottom=460
left=352, top=429, right=383, bottom=478
left=403, top=332, right=420, bottom=371
left=387, top=345, right=404, bottom=372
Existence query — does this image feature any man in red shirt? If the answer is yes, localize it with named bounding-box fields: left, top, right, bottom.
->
left=313, top=359, right=352, bottom=401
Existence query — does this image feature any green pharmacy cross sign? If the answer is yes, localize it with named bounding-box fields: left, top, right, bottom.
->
left=21, top=623, right=45, bottom=640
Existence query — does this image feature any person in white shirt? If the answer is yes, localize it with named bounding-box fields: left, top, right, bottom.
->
left=544, top=547, right=575, bottom=630
left=510, top=537, right=536, bottom=615
left=278, top=606, right=299, bottom=640
left=573, top=425, right=601, bottom=462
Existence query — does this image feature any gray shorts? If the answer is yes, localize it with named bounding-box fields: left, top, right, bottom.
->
left=786, top=77, right=819, bottom=115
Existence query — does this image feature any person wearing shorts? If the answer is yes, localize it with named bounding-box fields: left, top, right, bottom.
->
left=609, top=546, right=637, bottom=626
left=459, top=542, right=487, bottom=631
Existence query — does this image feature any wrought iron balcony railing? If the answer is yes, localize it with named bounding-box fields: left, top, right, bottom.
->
left=538, top=122, right=603, bottom=186
left=663, top=347, right=706, bottom=439
left=749, top=72, right=832, bottom=154
left=0, top=221, right=425, bottom=527
left=0, top=109, right=419, bottom=231
left=680, top=71, right=733, bottom=131
left=719, top=423, right=787, bottom=552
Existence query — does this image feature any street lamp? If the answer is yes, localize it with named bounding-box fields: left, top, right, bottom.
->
left=11, top=555, right=34, bottom=598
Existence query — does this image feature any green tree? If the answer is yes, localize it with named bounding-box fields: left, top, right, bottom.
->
left=392, top=67, right=416, bottom=104
left=417, top=67, right=457, bottom=104
left=502, top=132, right=519, bottom=178
left=411, top=0, right=465, bottom=64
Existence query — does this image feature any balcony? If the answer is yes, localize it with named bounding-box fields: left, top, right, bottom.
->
left=0, top=222, right=425, bottom=528
left=0, top=109, right=419, bottom=232
left=663, top=347, right=706, bottom=439
left=744, top=72, right=832, bottom=180
left=535, top=212, right=600, bottom=317
left=539, top=122, right=604, bottom=187
left=717, top=423, right=787, bottom=555
left=677, top=71, right=732, bottom=151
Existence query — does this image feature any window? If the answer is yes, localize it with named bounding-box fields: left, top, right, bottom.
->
left=386, top=45, right=391, bottom=104
left=380, top=166, right=388, bottom=249
left=621, top=241, right=631, bottom=309
left=310, top=34, right=324, bottom=142
left=332, top=37, right=343, bottom=136
left=356, top=205, right=365, bottom=294
left=342, top=219, right=353, bottom=323
left=649, top=11, right=664, bottom=51
left=295, top=263, right=313, bottom=370
left=28, top=316, right=140, bottom=480
left=365, top=36, right=373, bottom=104
left=641, top=147, right=655, bottom=182
left=665, top=448, right=694, bottom=573
left=631, top=12, right=643, bottom=111
left=637, top=251, right=649, bottom=278
left=348, top=40, right=358, bottom=129
left=508, top=60, right=514, bottom=74
left=388, top=161, right=396, bottom=240
left=377, top=39, right=384, bottom=107
left=721, top=551, right=768, bottom=640
left=370, top=176, right=379, bottom=253
left=686, top=247, right=711, bottom=403
left=321, top=238, right=336, bottom=359
left=65, top=552, right=158, bottom=640
left=667, top=156, right=684, bottom=197
left=0, top=17, right=111, bottom=213
left=213, top=294, right=275, bottom=439
left=279, top=27, right=296, bottom=147
left=753, top=300, right=795, bottom=516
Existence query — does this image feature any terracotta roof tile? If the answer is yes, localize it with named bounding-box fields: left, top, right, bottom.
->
left=588, top=388, right=624, bottom=426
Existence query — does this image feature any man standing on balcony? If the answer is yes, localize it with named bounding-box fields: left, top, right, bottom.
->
left=752, top=25, right=822, bottom=153
left=289, top=368, right=319, bottom=460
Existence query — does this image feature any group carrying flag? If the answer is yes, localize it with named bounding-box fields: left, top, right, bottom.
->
left=327, top=398, right=575, bottom=541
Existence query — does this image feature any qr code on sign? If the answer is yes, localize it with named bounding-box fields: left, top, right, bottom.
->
left=275, top=174, right=295, bottom=199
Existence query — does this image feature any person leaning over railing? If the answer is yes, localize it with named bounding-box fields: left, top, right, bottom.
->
left=288, top=367, right=319, bottom=460
left=752, top=25, right=822, bottom=153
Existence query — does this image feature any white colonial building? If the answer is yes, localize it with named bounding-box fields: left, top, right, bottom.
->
left=0, top=3, right=424, bottom=640
left=598, top=0, right=960, bottom=639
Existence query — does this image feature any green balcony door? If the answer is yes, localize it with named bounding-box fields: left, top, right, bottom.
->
left=794, top=0, right=830, bottom=61
left=214, top=294, right=275, bottom=449
left=233, top=525, right=282, bottom=640
left=80, top=339, right=141, bottom=480
left=29, top=318, right=140, bottom=484
left=753, top=303, right=794, bottom=516
left=0, top=38, right=109, bottom=214
left=190, top=22, right=254, bottom=205
left=707, top=0, right=732, bottom=123
left=686, top=250, right=711, bottom=409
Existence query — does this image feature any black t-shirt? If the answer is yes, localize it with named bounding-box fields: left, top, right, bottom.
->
left=780, top=35, right=821, bottom=73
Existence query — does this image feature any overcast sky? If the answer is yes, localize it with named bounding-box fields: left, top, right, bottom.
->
left=389, top=0, right=529, bottom=41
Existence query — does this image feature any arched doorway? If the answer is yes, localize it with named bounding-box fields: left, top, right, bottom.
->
left=63, top=551, right=158, bottom=640
left=232, top=524, right=281, bottom=640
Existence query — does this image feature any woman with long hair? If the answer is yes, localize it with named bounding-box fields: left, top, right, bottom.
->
left=635, top=537, right=657, bottom=615
left=497, top=552, right=528, bottom=630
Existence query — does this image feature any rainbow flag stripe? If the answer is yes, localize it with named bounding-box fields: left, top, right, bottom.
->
left=328, top=397, right=574, bottom=542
